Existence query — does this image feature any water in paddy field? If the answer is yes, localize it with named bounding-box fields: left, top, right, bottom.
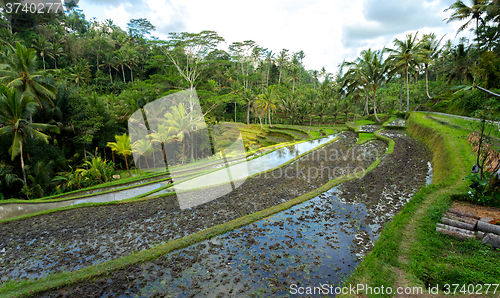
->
left=0, top=135, right=339, bottom=220
left=96, top=187, right=373, bottom=297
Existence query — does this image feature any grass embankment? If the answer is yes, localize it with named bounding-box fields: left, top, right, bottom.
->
left=0, top=131, right=393, bottom=298
left=341, top=112, right=499, bottom=298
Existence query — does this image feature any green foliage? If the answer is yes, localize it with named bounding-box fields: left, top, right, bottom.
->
left=53, top=157, right=116, bottom=193
left=463, top=172, right=500, bottom=207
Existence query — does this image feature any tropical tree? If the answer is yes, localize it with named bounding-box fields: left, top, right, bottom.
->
left=257, top=86, right=278, bottom=127
left=114, top=50, right=128, bottom=83
left=241, top=88, right=256, bottom=125
left=422, top=33, right=445, bottom=99
left=48, top=42, right=65, bottom=70
left=99, top=52, right=117, bottom=83
left=0, top=87, right=60, bottom=185
left=0, top=42, right=57, bottom=106
left=69, top=58, right=91, bottom=86
left=388, top=33, right=426, bottom=112
left=31, top=37, right=51, bottom=70
left=356, top=48, right=393, bottom=122
left=288, top=66, right=300, bottom=93
left=107, top=134, right=133, bottom=176
left=445, top=0, right=488, bottom=42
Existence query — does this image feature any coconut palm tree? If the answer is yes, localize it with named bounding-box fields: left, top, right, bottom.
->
left=257, top=86, right=278, bottom=128
left=288, top=66, right=300, bottom=93
left=114, top=50, right=128, bottom=83
left=388, top=33, right=426, bottom=112
left=445, top=0, right=488, bottom=41
left=0, top=87, right=60, bottom=185
left=107, top=134, right=132, bottom=176
left=0, top=42, right=56, bottom=106
left=48, top=42, right=65, bottom=70
left=422, top=33, right=445, bottom=99
left=447, top=42, right=474, bottom=84
left=241, top=88, right=256, bottom=125
left=31, top=37, right=51, bottom=71
left=99, top=52, right=117, bottom=83
left=356, top=48, right=393, bottom=122
left=69, top=58, right=91, bottom=86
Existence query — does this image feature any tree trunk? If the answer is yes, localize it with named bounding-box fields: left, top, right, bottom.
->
left=20, top=140, right=26, bottom=185
left=373, top=89, right=381, bottom=123
left=121, top=64, right=126, bottom=83
left=425, top=64, right=431, bottom=99
left=130, top=67, right=134, bottom=84
left=247, top=103, right=250, bottom=125
left=399, top=73, right=403, bottom=111
left=109, top=66, right=113, bottom=83
left=268, top=108, right=272, bottom=128
left=42, top=55, right=46, bottom=71
left=406, top=64, right=410, bottom=112
left=124, top=155, right=131, bottom=176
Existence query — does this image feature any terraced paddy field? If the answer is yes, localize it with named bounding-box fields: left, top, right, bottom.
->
left=0, top=121, right=438, bottom=298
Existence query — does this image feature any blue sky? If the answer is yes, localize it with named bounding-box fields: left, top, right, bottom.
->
left=77, top=0, right=469, bottom=74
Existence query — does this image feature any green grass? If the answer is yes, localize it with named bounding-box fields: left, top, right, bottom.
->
left=340, top=112, right=499, bottom=298
left=356, top=133, right=374, bottom=145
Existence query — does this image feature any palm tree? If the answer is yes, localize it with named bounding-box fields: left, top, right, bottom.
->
left=125, top=48, right=138, bottom=84
left=0, top=42, right=56, bottom=106
left=422, top=33, right=445, bottom=99
left=0, top=28, right=21, bottom=46
left=115, top=51, right=127, bottom=83
left=330, top=101, right=339, bottom=126
left=69, top=58, right=91, bottom=86
left=107, top=134, right=132, bottom=176
left=447, top=42, right=474, bottom=84
left=241, top=88, right=256, bottom=125
left=315, top=100, right=328, bottom=127
left=288, top=66, right=300, bottom=93
left=304, top=90, right=317, bottom=126
left=0, top=87, right=60, bottom=185
left=356, top=48, right=393, bottom=122
left=31, top=37, right=51, bottom=71
left=257, top=86, right=278, bottom=128
left=163, top=103, right=204, bottom=164
left=277, top=49, right=288, bottom=85
left=132, top=139, right=153, bottom=169
left=48, top=42, right=65, bottom=70
left=445, top=0, right=488, bottom=42
left=100, top=52, right=117, bottom=83
left=388, top=33, right=426, bottom=112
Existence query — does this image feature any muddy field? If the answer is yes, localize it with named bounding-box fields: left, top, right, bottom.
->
left=30, top=130, right=431, bottom=297
left=0, top=131, right=389, bottom=284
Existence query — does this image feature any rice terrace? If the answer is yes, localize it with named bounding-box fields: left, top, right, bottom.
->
left=0, top=0, right=499, bottom=297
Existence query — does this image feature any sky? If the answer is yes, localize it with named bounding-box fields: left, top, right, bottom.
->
left=77, top=0, right=471, bottom=75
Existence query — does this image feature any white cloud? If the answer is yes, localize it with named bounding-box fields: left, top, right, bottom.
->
left=79, top=0, right=469, bottom=75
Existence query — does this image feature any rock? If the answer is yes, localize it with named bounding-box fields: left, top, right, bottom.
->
left=481, top=233, right=500, bottom=249
left=477, top=231, right=486, bottom=240
left=112, top=175, right=120, bottom=180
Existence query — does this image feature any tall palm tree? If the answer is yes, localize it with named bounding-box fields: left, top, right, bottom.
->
left=277, top=49, right=288, bottom=85
left=107, top=134, right=132, bottom=176
left=0, top=42, right=56, bottom=106
left=241, top=88, right=256, bottom=125
left=447, top=42, right=474, bottom=84
left=445, top=0, right=488, bottom=41
left=99, top=52, right=117, bottom=83
left=115, top=51, right=127, bottom=83
left=422, top=33, right=445, bottom=99
left=257, top=86, right=278, bottom=128
left=48, top=42, right=65, bottom=70
left=31, top=37, right=51, bottom=71
left=388, top=32, right=426, bottom=112
left=0, top=87, right=60, bottom=185
left=356, top=48, right=393, bottom=122
left=288, top=66, right=300, bottom=93
left=125, top=48, right=138, bottom=84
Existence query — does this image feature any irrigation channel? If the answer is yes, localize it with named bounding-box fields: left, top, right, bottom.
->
left=1, top=127, right=433, bottom=297
left=0, top=134, right=339, bottom=220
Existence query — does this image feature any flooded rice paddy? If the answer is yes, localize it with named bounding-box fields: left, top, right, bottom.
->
left=1, top=130, right=433, bottom=297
